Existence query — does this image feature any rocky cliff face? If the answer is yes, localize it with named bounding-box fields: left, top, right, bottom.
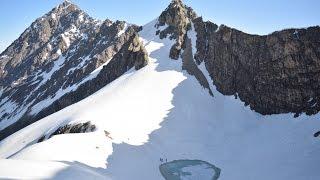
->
left=193, top=18, right=320, bottom=116
left=156, top=0, right=197, bottom=60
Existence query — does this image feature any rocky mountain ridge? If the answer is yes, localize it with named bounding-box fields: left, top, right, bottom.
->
left=193, top=17, right=320, bottom=116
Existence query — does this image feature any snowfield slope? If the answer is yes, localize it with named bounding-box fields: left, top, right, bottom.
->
left=0, top=18, right=320, bottom=180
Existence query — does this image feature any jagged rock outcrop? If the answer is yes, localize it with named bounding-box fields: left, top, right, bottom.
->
left=38, top=121, right=96, bottom=142
left=193, top=18, right=320, bottom=116
left=50, top=121, right=96, bottom=136
left=156, top=0, right=196, bottom=60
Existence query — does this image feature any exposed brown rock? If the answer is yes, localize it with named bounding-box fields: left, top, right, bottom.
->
left=157, top=0, right=196, bottom=60
left=193, top=17, right=320, bottom=116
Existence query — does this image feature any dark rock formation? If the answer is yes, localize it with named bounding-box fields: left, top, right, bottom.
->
left=157, top=0, right=196, bottom=60
left=50, top=121, right=96, bottom=136
left=193, top=17, right=320, bottom=116
left=38, top=121, right=96, bottom=142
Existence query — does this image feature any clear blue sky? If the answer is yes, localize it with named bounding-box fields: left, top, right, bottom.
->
left=0, top=0, right=319, bottom=53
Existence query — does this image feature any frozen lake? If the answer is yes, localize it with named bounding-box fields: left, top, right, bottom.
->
left=159, top=160, right=221, bottom=180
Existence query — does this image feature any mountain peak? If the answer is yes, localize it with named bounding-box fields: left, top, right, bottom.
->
left=53, top=0, right=80, bottom=15
left=171, top=0, right=183, bottom=5
left=172, top=0, right=187, bottom=7
left=166, top=0, right=197, bottom=18
left=156, top=0, right=197, bottom=59
left=58, top=0, right=74, bottom=8
left=158, top=0, right=197, bottom=28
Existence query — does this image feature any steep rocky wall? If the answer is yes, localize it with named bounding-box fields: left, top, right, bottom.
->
left=194, top=17, right=320, bottom=116
left=157, top=0, right=196, bottom=60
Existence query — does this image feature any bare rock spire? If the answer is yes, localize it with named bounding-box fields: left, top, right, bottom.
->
left=157, top=0, right=197, bottom=59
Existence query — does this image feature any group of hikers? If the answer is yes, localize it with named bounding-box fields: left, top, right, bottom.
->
left=160, top=158, right=168, bottom=164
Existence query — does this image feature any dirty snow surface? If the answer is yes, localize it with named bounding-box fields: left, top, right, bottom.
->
left=0, top=19, right=320, bottom=180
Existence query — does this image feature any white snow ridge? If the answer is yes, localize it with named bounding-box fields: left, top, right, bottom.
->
left=0, top=2, right=319, bottom=180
